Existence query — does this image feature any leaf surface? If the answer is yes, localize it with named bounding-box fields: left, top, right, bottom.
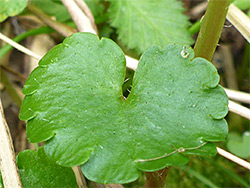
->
left=227, top=131, right=250, bottom=159
left=19, top=33, right=228, bottom=184
left=0, top=0, right=27, bottom=22
left=17, top=147, right=77, bottom=188
left=108, top=0, right=194, bottom=54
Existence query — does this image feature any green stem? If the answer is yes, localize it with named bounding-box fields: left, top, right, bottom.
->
left=194, top=0, right=231, bottom=61
left=0, top=27, right=53, bottom=58
left=188, top=19, right=202, bottom=35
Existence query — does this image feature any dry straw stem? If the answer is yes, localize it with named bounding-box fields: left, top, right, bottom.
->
left=0, top=100, right=22, bottom=188
left=226, top=4, right=250, bottom=43
left=61, top=0, right=96, bottom=34
left=125, top=56, right=139, bottom=70
left=27, top=4, right=76, bottom=37
left=228, top=100, right=250, bottom=120
left=224, top=88, right=250, bottom=104
left=74, top=0, right=97, bottom=32
left=0, top=32, right=41, bottom=60
left=72, top=166, right=88, bottom=188
left=217, top=147, right=250, bottom=170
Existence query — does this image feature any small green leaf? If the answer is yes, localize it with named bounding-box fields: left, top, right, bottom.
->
left=107, top=0, right=194, bottom=54
left=227, top=131, right=250, bottom=159
left=17, top=147, right=77, bottom=188
left=19, top=33, right=228, bottom=184
left=233, top=0, right=250, bottom=10
left=0, top=0, right=27, bottom=22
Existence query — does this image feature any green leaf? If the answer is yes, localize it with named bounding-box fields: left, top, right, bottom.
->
left=107, top=0, right=194, bottom=54
left=227, top=131, right=250, bottom=159
left=0, top=0, right=27, bottom=22
left=19, top=33, right=228, bottom=184
left=17, top=147, right=77, bottom=188
left=233, top=0, right=250, bottom=10
left=99, top=24, right=114, bottom=38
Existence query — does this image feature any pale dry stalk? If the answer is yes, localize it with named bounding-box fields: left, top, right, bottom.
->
left=0, top=100, right=22, bottom=188
left=0, top=32, right=41, bottom=60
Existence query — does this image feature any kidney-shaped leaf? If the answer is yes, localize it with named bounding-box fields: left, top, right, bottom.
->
left=17, top=147, right=77, bottom=188
left=0, top=0, right=27, bottom=22
left=19, top=33, right=228, bottom=184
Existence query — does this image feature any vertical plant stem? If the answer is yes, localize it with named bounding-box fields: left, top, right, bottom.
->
left=0, top=101, right=22, bottom=188
left=61, top=0, right=96, bottom=34
left=194, top=0, right=231, bottom=61
left=74, top=0, right=97, bottom=32
left=72, top=166, right=88, bottom=188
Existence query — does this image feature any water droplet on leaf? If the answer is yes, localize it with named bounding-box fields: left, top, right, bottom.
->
left=181, top=46, right=189, bottom=58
